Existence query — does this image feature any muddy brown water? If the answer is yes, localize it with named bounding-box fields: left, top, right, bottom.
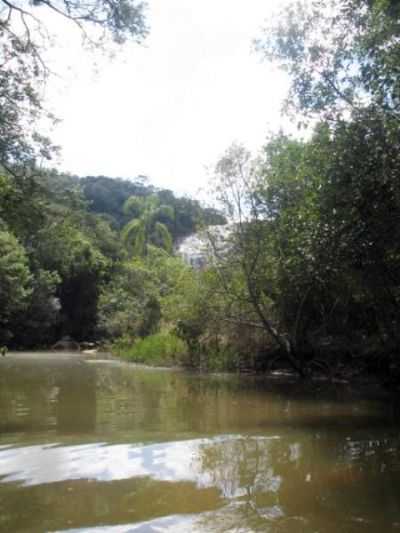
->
left=0, top=352, right=399, bottom=532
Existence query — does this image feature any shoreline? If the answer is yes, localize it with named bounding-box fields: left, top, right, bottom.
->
left=2, top=350, right=398, bottom=401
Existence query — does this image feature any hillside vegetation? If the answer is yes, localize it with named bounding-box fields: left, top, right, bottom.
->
left=0, top=170, right=224, bottom=348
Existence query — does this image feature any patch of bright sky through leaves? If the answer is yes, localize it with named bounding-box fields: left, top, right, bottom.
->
left=44, top=0, right=295, bottom=197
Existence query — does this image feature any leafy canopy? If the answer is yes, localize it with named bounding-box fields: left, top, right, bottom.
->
left=122, top=195, right=174, bottom=256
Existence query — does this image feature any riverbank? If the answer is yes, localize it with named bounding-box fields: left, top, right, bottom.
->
left=109, top=332, right=400, bottom=393
left=4, top=349, right=398, bottom=402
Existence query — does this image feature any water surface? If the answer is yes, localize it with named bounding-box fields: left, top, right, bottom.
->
left=0, top=353, right=399, bottom=532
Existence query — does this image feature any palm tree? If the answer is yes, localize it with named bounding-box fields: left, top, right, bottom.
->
left=122, top=195, right=174, bottom=256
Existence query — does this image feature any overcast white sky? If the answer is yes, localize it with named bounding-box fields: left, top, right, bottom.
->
left=45, top=0, right=292, bottom=196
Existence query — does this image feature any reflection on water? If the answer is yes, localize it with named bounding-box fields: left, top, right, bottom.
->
left=0, top=437, right=279, bottom=487
left=0, top=354, right=399, bottom=532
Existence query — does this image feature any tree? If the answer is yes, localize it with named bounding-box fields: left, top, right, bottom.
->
left=211, top=143, right=308, bottom=373
left=256, top=0, right=400, bottom=122
left=9, top=268, right=61, bottom=347
left=122, top=195, right=174, bottom=256
left=0, top=228, right=32, bottom=343
left=211, top=136, right=355, bottom=374
left=308, top=111, right=400, bottom=350
left=35, top=219, right=108, bottom=339
left=82, top=175, right=153, bottom=227
left=98, top=259, right=158, bottom=340
left=256, top=0, right=400, bottom=371
left=98, top=248, right=190, bottom=341
left=0, top=0, right=148, bottom=170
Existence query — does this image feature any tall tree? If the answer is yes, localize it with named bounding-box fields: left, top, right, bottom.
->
left=211, top=143, right=310, bottom=374
left=122, top=195, right=174, bottom=256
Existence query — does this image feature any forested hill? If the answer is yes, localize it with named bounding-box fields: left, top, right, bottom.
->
left=80, top=175, right=226, bottom=237
left=38, top=172, right=226, bottom=238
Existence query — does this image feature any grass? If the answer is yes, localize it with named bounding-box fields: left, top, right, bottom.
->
left=113, top=332, right=188, bottom=366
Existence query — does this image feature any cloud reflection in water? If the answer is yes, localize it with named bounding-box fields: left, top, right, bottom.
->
left=0, top=435, right=281, bottom=493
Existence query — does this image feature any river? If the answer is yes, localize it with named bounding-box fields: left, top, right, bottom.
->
left=0, top=352, right=399, bottom=532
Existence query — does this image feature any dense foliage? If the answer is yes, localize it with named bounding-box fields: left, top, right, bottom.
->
left=0, top=170, right=224, bottom=348
left=81, top=175, right=226, bottom=235
left=189, top=0, right=400, bottom=377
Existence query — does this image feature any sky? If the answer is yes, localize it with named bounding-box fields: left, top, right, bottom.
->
left=45, top=0, right=292, bottom=197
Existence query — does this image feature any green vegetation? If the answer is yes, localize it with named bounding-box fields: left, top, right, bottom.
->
left=114, top=332, right=187, bottom=366
left=191, top=0, right=400, bottom=379
left=1, top=0, right=400, bottom=382
left=81, top=175, right=225, bottom=235
left=122, top=195, right=174, bottom=256
left=0, top=169, right=223, bottom=349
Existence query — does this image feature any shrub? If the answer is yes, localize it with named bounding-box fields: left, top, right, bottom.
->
left=113, top=332, right=188, bottom=366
